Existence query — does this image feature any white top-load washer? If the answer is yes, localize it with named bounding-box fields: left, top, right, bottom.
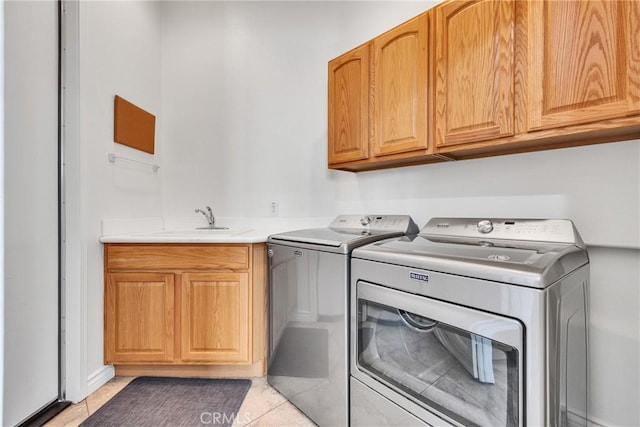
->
left=267, top=215, right=419, bottom=427
left=350, top=218, right=589, bottom=427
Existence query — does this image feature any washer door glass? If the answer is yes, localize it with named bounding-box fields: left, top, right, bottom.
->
left=356, top=282, right=521, bottom=427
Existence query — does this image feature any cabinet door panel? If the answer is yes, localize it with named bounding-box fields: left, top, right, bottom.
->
left=373, top=13, right=429, bottom=156
left=435, top=0, right=514, bottom=147
left=181, top=272, right=250, bottom=363
left=105, top=273, right=174, bottom=363
left=527, top=0, right=640, bottom=130
left=328, top=43, right=369, bottom=164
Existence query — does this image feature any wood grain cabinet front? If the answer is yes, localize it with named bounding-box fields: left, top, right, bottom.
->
left=328, top=42, right=370, bottom=165
left=179, top=272, right=250, bottom=363
left=328, top=12, right=443, bottom=171
left=436, top=0, right=640, bottom=159
left=103, top=243, right=266, bottom=377
left=372, top=12, right=430, bottom=156
left=327, top=0, right=640, bottom=170
left=105, top=272, right=175, bottom=364
left=434, top=0, right=515, bottom=148
left=525, top=0, right=640, bottom=131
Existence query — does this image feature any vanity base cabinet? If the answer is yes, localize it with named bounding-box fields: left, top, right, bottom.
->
left=103, top=243, right=267, bottom=377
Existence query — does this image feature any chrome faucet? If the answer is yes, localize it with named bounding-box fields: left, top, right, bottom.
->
left=195, top=206, right=215, bottom=228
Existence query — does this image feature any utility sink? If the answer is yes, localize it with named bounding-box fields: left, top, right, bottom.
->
left=152, top=228, right=250, bottom=236
left=196, top=226, right=230, bottom=230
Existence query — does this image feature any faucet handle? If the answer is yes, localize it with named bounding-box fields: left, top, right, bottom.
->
left=195, top=206, right=215, bottom=226
left=206, top=206, right=215, bottom=225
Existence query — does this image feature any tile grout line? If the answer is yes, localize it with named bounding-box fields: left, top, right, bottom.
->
left=83, top=399, right=90, bottom=423
left=244, top=399, right=315, bottom=427
left=242, top=400, right=290, bottom=427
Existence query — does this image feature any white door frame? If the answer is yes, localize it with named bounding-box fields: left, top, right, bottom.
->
left=60, top=0, right=88, bottom=403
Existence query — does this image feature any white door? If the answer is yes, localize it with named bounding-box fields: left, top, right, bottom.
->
left=3, top=1, right=60, bottom=425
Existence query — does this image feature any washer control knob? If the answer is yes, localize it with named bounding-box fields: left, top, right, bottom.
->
left=360, top=216, right=371, bottom=226
left=477, top=220, right=494, bottom=234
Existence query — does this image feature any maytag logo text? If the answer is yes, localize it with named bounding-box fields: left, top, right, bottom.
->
left=409, top=272, right=430, bottom=283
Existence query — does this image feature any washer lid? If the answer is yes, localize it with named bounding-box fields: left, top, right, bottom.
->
left=268, top=227, right=383, bottom=248
left=352, top=234, right=589, bottom=288
left=267, top=215, right=419, bottom=250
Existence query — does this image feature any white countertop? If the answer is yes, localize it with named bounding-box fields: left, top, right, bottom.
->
left=99, top=216, right=333, bottom=244
left=100, top=228, right=272, bottom=244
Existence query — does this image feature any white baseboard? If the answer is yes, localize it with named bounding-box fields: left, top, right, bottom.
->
left=566, top=408, right=607, bottom=427
left=587, top=415, right=608, bottom=427
left=87, top=365, right=115, bottom=396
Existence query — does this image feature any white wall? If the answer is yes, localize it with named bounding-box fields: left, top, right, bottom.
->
left=588, top=246, right=639, bottom=426
left=74, top=0, right=164, bottom=392
left=161, top=1, right=437, bottom=219
left=159, top=2, right=640, bottom=426
left=333, top=142, right=639, bottom=247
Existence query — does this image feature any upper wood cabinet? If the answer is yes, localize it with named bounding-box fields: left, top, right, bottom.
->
left=328, top=43, right=370, bottom=165
left=434, top=0, right=515, bottom=148
left=328, top=12, right=442, bottom=171
left=327, top=0, right=639, bottom=170
left=525, top=0, right=640, bottom=131
left=372, top=13, right=430, bottom=156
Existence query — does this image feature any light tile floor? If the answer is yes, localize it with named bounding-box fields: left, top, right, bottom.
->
left=44, top=376, right=316, bottom=427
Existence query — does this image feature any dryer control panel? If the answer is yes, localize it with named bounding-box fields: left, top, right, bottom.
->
left=423, top=218, right=585, bottom=248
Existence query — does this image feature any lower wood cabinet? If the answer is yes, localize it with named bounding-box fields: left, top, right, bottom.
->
left=179, top=272, right=250, bottom=363
left=103, top=243, right=266, bottom=377
left=105, top=272, right=175, bottom=363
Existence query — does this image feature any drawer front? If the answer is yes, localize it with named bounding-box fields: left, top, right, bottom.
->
left=106, top=244, right=250, bottom=270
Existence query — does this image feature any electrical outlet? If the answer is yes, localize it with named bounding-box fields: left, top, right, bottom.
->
left=270, top=202, right=279, bottom=217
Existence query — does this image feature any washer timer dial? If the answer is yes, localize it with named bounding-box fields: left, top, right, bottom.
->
left=360, top=216, right=371, bottom=226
